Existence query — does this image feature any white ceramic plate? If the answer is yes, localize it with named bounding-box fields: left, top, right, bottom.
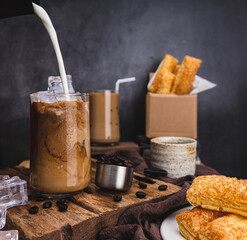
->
left=160, top=206, right=193, bottom=240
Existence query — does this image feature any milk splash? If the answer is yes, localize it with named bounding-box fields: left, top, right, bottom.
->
left=32, top=3, right=69, bottom=95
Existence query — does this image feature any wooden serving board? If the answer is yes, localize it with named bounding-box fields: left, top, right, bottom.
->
left=91, top=141, right=139, bottom=155
left=0, top=159, right=181, bottom=240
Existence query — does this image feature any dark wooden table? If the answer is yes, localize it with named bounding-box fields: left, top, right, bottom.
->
left=0, top=159, right=181, bottom=240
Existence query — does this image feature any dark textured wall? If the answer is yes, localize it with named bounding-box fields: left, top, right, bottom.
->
left=0, top=0, right=246, bottom=178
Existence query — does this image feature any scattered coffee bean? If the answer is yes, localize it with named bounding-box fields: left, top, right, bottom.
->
left=138, top=182, right=147, bottom=189
left=113, top=194, right=122, bottom=202
left=43, top=201, right=52, bottom=209
left=158, top=185, right=168, bottom=191
left=134, top=175, right=156, bottom=184
left=28, top=195, right=33, bottom=201
left=56, top=198, right=66, bottom=206
left=136, top=191, right=146, bottom=199
left=29, top=206, right=39, bottom=214
left=58, top=203, right=68, bottom=212
left=144, top=168, right=168, bottom=177
left=35, top=196, right=46, bottom=202
left=83, top=187, right=93, bottom=194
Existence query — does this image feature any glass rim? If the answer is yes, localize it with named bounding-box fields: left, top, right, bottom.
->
left=30, top=92, right=89, bottom=97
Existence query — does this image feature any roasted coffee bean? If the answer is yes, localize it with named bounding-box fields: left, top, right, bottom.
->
left=138, top=182, right=147, bottom=189
left=134, top=175, right=156, bottom=184
left=83, top=187, right=93, bottom=194
left=97, top=155, right=133, bottom=168
left=29, top=206, right=39, bottom=214
left=136, top=191, right=146, bottom=199
left=144, top=168, right=168, bottom=177
left=58, top=203, right=68, bottom=212
left=56, top=198, right=66, bottom=206
left=28, top=195, right=33, bottom=201
left=43, top=201, right=52, bottom=209
left=113, top=194, right=122, bottom=202
left=116, top=155, right=127, bottom=161
left=158, top=185, right=168, bottom=191
left=35, top=196, right=46, bottom=202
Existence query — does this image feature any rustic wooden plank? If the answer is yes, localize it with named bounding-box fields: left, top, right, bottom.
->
left=5, top=197, right=98, bottom=240
left=16, top=160, right=30, bottom=169
left=73, top=172, right=180, bottom=212
left=1, top=160, right=181, bottom=240
left=75, top=159, right=181, bottom=211
left=91, top=141, right=139, bottom=155
left=70, top=175, right=180, bottom=240
left=70, top=160, right=181, bottom=239
left=0, top=168, right=29, bottom=182
left=1, top=165, right=99, bottom=240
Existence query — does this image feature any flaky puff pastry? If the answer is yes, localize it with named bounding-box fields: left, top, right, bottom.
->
left=174, top=65, right=181, bottom=75
left=156, top=70, right=175, bottom=94
left=171, top=56, right=201, bottom=94
left=199, top=214, right=247, bottom=240
left=161, top=54, right=179, bottom=72
left=187, top=175, right=247, bottom=217
left=148, top=54, right=178, bottom=93
left=176, top=207, right=227, bottom=240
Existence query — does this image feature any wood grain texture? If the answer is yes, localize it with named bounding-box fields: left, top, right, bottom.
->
left=0, top=159, right=181, bottom=240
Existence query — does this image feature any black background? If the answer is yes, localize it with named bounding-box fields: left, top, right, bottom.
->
left=0, top=0, right=246, bottom=178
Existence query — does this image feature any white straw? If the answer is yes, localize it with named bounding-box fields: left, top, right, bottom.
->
left=115, top=77, right=136, bottom=92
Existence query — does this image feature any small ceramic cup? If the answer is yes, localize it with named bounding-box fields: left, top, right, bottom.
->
left=150, top=137, right=197, bottom=178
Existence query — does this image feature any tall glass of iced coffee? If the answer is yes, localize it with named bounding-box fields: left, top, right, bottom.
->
left=30, top=92, right=91, bottom=196
left=90, top=90, right=120, bottom=145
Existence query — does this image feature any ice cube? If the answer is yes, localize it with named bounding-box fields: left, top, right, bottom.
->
left=39, top=92, right=57, bottom=103
left=0, top=177, right=28, bottom=209
left=48, top=75, right=75, bottom=94
left=0, top=176, right=10, bottom=182
left=0, top=206, right=6, bottom=230
left=30, top=91, right=57, bottom=103
left=0, top=230, right=18, bottom=239
left=30, top=75, right=76, bottom=103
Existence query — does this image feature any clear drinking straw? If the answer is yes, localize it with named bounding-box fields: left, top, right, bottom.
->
left=115, top=77, right=136, bottom=92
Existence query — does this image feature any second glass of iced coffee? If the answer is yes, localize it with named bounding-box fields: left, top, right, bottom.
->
left=90, top=90, right=120, bottom=145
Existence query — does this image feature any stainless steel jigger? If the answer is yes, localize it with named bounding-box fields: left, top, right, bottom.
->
left=95, top=163, right=134, bottom=191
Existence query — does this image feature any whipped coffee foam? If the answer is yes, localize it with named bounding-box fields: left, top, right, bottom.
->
left=32, top=3, right=69, bottom=94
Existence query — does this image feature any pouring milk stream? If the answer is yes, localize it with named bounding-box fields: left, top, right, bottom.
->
left=32, top=3, right=69, bottom=95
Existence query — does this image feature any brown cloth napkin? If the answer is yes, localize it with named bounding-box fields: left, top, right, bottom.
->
left=98, top=148, right=219, bottom=240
